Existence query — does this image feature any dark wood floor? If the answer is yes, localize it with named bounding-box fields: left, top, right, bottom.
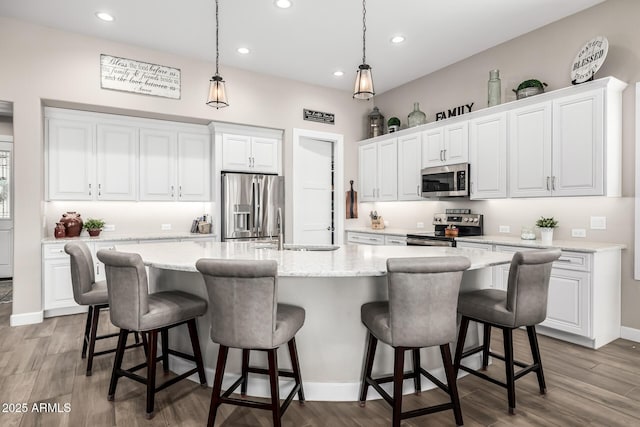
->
left=2, top=301, right=640, bottom=426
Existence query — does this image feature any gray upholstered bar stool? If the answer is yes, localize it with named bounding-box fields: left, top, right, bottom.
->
left=454, top=248, right=561, bottom=415
left=97, top=249, right=208, bottom=419
left=195, top=258, right=305, bottom=427
left=64, top=241, right=142, bottom=376
left=359, top=256, right=471, bottom=427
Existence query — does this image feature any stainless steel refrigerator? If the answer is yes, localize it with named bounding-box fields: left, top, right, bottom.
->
left=221, top=172, right=284, bottom=242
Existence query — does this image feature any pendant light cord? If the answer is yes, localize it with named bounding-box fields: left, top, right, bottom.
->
left=361, top=0, right=367, bottom=64
left=215, top=0, right=220, bottom=76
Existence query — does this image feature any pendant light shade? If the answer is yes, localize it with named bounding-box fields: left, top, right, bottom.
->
left=206, top=0, right=229, bottom=108
left=353, top=0, right=374, bottom=100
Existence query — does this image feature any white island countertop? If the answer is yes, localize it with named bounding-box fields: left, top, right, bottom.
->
left=456, top=235, right=626, bottom=253
left=42, top=231, right=216, bottom=243
left=114, top=240, right=513, bottom=277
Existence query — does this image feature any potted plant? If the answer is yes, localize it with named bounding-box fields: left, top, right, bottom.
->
left=535, top=216, right=558, bottom=244
left=83, top=218, right=105, bottom=237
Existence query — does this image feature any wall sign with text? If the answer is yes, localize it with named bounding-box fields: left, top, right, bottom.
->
left=571, top=36, right=608, bottom=84
left=100, top=54, right=181, bottom=99
left=303, top=109, right=335, bottom=125
left=435, top=103, right=474, bottom=121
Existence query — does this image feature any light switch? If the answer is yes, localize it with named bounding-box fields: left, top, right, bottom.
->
left=590, top=216, right=606, bottom=230
left=499, top=225, right=510, bottom=233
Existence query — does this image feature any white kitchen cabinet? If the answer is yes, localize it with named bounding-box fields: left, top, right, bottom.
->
left=422, top=122, right=469, bottom=168
left=384, top=235, right=407, bottom=246
left=346, top=231, right=384, bottom=245
left=140, top=129, right=210, bottom=201
left=42, top=243, right=80, bottom=316
left=397, top=132, right=422, bottom=201
left=508, top=102, right=552, bottom=198
left=96, top=124, right=138, bottom=200
left=221, top=134, right=279, bottom=174
left=47, top=118, right=95, bottom=200
left=139, top=128, right=177, bottom=201
left=358, top=137, right=397, bottom=202
left=456, top=241, right=494, bottom=287
left=469, top=112, right=507, bottom=199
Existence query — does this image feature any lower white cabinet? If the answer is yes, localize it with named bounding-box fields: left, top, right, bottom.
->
left=384, top=235, right=407, bottom=246
left=346, top=231, right=384, bottom=245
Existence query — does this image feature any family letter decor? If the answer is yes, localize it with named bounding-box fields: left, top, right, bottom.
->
left=303, top=109, right=335, bottom=125
left=100, top=54, right=181, bottom=99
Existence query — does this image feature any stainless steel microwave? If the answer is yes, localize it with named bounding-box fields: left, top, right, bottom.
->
left=421, top=163, right=469, bottom=197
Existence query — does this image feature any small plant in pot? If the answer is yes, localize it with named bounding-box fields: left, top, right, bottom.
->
left=83, top=218, right=105, bottom=237
left=535, top=216, right=558, bottom=244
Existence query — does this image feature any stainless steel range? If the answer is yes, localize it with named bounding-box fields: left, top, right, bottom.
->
left=406, top=210, right=483, bottom=247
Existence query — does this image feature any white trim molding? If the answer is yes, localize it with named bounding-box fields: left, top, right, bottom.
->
left=10, top=310, right=44, bottom=326
left=621, top=326, right=640, bottom=343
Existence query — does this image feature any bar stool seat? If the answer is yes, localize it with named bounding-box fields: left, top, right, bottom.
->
left=97, top=249, right=208, bottom=419
left=64, top=241, right=143, bottom=376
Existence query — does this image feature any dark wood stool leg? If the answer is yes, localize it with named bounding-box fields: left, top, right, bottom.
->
left=441, top=344, right=464, bottom=426
left=267, top=349, right=282, bottom=427
left=412, top=349, right=421, bottom=394
left=288, top=337, right=305, bottom=403
left=86, top=305, right=101, bottom=376
left=454, top=316, right=470, bottom=374
left=482, top=323, right=492, bottom=370
left=161, top=328, right=169, bottom=373
left=134, top=331, right=140, bottom=344
left=527, top=325, right=547, bottom=394
left=241, top=349, right=250, bottom=396
left=187, top=319, right=207, bottom=385
left=359, top=332, right=378, bottom=405
left=141, top=332, right=149, bottom=358
left=207, top=345, right=229, bottom=427
left=392, top=347, right=405, bottom=427
left=81, top=305, right=93, bottom=359
left=503, top=328, right=516, bottom=415
left=146, top=330, right=158, bottom=419
left=108, top=329, right=129, bottom=401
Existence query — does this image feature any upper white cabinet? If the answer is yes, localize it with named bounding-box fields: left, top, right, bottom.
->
left=221, top=133, right=279, bottom=174
left=469, top=112, right=507, bottom=199
left=359, top=137, right=398, bottom=202
left=45, top=108, right=211, bottom=202
left=397, top=132, right=422, bottom=200
left=422, top=122, right=468, bottom=168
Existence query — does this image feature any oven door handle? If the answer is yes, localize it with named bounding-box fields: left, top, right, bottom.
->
left=406, top=237, right=454, bottom=247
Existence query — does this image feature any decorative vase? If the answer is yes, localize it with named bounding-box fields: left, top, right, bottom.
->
left=54, top=222, right=66, bottom=239
left=488, top=69, right=501, bottom=107
left=59, top=211, right=83, bottom=238
left=87, top=229, right=101, bottom=237
left=407, top=102, right=426, bottom=127
left=539, top=227, right=554, bottom=245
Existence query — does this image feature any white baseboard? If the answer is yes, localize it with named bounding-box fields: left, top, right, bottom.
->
left=10, top=310, right=43, bottom=326
left=168, top=353, right=482, bottom=402
left=620, top=326, right=640, bottom=343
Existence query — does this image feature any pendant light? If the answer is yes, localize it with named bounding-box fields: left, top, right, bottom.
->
left=353, top=0, right=374, bottom=100
left=207, top=0, right=229, bottom=108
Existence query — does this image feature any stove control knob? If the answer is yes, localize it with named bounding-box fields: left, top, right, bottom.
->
left=435, top=217, right=441, bottom=222
left=463, top=218, right=469, bottom=222
left=473, top=218, right=479, bottom=223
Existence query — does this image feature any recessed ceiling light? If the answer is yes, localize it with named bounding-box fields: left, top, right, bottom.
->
left=333, top=71, right=344, bottom=77
left=390, top=35, right=405, bottom=44
left=237, top=47, right=250, bottom=54
left=95, top=12, right=114, bottom=22
left=274, top=0, right=292, bottom=9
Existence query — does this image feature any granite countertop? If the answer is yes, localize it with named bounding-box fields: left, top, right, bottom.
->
left=115, top=241, right=513, bottom=277
left=345, top=226, right=428, bottom=236
left=42, top=231, right=216, bottom=244
left=456, top=235, right=626, bottom=253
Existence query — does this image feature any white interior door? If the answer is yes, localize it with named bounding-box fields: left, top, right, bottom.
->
left=0, top=139, right=13, bottom=278
left=295, top=136, right=333, bottom=245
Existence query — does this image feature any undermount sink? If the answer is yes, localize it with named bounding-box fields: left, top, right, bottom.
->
left=283, top=244, right=340, bottom=251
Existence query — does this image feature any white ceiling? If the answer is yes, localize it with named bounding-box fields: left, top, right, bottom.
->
left=0, top=0, right=605, bottom=94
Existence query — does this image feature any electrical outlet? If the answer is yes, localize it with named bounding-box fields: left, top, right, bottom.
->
left=103, top=224, right=115, bottom=232
left=161, top=223, right=172, bottom=231
left=416, top=222, right=425, bottom=229
left=499, top=225, right=510, bottom=233
left=590, top=216, right=607, bottom=230
left=571, top=228, right=587, bottom=238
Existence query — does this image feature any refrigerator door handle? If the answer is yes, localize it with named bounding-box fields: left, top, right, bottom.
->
left=255, top=179, right=262, bottom=233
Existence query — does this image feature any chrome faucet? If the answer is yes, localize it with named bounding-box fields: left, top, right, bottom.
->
left=277, top=207, right=284, bottom=250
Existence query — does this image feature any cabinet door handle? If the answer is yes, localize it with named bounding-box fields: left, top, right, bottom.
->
left=443, top=149, right=447, bottom=161
left=98, top=183, right=101, bottom=197
left=88, top=183, right=92, bottom=196
left=470, top=182, right=474, bottom=194
left=179, top=185, right=182, bottom=198
left=546, top=176, right=551, bottom=191
left=552, top=176, right=557, bottom=191
left=171, top=185, right=175, bottom=198
left=416, top=184, right=420, bottom=196
left=96, top=264, right=100, bottom=275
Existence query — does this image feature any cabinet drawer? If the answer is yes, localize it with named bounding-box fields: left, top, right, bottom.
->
left=553, top=252, right=590, bottom=272
left=43, top=243, right=70, bottom=259
left=384, top=235, right=407, bottom=246
left=347, top=232, right=384, bottom=245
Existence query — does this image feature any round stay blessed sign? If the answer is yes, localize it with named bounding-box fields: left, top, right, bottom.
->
left=571, top=36, right=608, bottom=84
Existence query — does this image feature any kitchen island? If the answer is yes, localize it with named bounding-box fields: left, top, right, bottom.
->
left=114, top=240, right=513, bottom=401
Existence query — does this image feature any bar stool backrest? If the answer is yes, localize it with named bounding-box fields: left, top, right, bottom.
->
left=387, top=256, right=470, bottom=348
left=96, top=250, right=150, bottom=331
left=506, top=249, right=561, bottom=327
left=64, top=241, right=96, bottom=304
left=196, top=259, right=278, bottom=349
